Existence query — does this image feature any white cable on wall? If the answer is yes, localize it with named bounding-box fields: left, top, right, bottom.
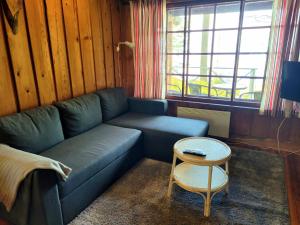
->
left=276, top=117, right=300, bottom=156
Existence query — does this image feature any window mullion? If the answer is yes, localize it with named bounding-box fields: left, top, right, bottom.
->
left=184, top=7, right=192, bottom=97
left=181, top=6, right=188, bottom=98
left=207, top=4, right=217, bottom=98
left=231, top=0, right=245, bottom=102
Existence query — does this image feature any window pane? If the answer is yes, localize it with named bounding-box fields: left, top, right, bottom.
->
left=214, top=30, right=238, bottom=53
left=215, top=3, right=240, bottom=29
left=189, top=32, right=212, bottom=53
left=186, top=76, right=209, bottom=96
left=240, top=28, right=270, bottom=52
left=167, top=33, right=184, bottom=53
left=211, top=77, right=233, bottom=99
left=167, top=55, right=183, bottom=74
left=190, top=6, right=214, bottom=30
left=243, top=1, right=273, bottom=27
left=188, top=55, right=211, bottom=75
left=212, top=54, right=236, bottom=76
left=167, top=8, right=185, bottom=31
left=234, top=78, right=263, bottom=101
left=167, top=75, right=183, bottom=96
left=238, top=54, right=267, bottom=77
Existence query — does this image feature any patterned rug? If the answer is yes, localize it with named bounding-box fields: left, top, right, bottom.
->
left=69, top=148, right=289, bottom=225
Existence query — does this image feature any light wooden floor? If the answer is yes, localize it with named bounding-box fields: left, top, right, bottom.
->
left=228, top=136, right=300, bottom=156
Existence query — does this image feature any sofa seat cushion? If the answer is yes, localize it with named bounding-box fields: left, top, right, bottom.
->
left=41, top=124, right=142, bottom=198
left=107, top=112, right=209, bottom=162
left=55, top=94, right=102, bottom=138
left=0, top=106, right=64, bottom=154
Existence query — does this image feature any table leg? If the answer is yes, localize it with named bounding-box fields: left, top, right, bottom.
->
left=167, top=154, right=176, bottom=197
left=225, top=161, right=229, bottom=194
left=204, top=166, right=213, bottom=217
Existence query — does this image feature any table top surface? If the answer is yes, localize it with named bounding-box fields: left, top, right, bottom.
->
left=174, top=137, right=231, bottom=165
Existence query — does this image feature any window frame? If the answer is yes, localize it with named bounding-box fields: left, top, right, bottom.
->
left=165, top=0, right=272, bottom=108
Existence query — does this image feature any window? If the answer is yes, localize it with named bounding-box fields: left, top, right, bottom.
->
left=166, top=0, right=273, bottom=105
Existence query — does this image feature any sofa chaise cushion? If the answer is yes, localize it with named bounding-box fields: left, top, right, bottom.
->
left=95, top=88, right=128, bottom=121
left=41, top=124, right=142, bottom=198
left=55, top=94, right=102, bottom=138
left=108, top=112, right=208, bottom=136
left=107, top=112, right=209, bottom=162
left=0, top=106, right=64, bottom=154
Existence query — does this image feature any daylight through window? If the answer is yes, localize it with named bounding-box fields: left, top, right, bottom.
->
left=166, top=0, right=273, bottom=105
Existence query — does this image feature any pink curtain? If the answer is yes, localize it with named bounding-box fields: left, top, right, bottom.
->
left=130, top=0, right=166, bottom=99
left=260, top=0, right=300, bottom=117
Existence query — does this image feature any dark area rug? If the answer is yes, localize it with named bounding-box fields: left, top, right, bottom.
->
left=69, top=148, right=289, bottom=225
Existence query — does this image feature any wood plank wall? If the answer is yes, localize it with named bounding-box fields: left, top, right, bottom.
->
left=0, top=0, right=121, bottom=116
left=120, top=4, right=135, bottom=96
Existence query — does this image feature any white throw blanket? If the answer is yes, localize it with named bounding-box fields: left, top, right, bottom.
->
left=0, top=144, right=72, bottom=212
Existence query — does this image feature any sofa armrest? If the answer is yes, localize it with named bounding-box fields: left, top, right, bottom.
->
left=128, top=97, right=168, bottom=115
left=0, top=170, right=63, bottom=225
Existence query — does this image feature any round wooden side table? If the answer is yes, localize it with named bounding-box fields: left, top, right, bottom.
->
left=167, top=137, right=231, bottom=217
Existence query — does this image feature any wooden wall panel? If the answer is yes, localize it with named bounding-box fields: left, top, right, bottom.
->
left=90, top=0, right=107, bottom=89
left=110, top=0, right=121, bottom=87
left=0, top=0, right=122, bottom=117
left=62, top=0, right=85, bottom=97
left=45, top=0, right=72, bottom=101
left=25, top=0, right=57, bottom=105
left=4, top=0, right=39, bottom=110
left=230, top=110, right=253, bottom=136
left=76, top=0, right=96, bottom=93
left=120, top=4, right=135, bottom=96
left=100, top=0, right=115, bottom=88
left=289, top=118, right=300, bottom=144
left=0, top=11, right=17, bottom=116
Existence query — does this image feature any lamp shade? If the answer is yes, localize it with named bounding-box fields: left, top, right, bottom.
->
left=280, top=61, right=300, bottom=102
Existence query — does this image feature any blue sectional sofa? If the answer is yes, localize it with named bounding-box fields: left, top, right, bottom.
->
left=0, top=88, right=209, bottom=225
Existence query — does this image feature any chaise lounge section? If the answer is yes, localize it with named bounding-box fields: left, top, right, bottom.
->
left=0, top=88, right=209, bottom=225
left=96, top=88, right=209, bottom=162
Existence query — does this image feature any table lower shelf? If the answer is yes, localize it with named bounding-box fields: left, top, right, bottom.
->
left=173, top=163, right=228, bottom=193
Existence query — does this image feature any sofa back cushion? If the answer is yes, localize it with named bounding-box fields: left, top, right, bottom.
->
left=95, top=88, right=128, bottom=121
left=0, top=106, right=64, bottom=154
left=55, top=94, right=102, bottom=138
